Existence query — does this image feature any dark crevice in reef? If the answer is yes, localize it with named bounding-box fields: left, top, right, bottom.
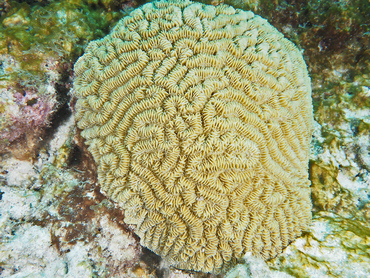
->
left=42, top=65, right=73, bottom=144
left=140, top=248, right=163, bottom=277
left=67, top=143, right=82, bottom=167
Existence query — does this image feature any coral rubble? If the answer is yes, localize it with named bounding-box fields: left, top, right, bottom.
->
left=0, top=142, right=147, bottom=277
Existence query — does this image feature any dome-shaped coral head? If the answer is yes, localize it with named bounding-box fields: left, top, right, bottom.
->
left=73, top=0, right=314, bottom=273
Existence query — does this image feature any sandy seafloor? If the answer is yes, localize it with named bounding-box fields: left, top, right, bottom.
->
left=0, top=0, right=369, bottom=277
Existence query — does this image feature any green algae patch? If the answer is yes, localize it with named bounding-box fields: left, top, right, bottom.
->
left=267, top=212, right=370, bottom=278
left=0, top=0, right=124, bottom=82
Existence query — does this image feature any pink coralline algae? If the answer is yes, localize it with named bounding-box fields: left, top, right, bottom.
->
left=0, top=54, right=59, bottom=157
left=0, top=89, right=56, bottom=145
left=0, top=84, right=57, bottom=159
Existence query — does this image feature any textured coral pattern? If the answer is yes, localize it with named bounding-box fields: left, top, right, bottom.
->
left=73, top=0, right=314, bottom=273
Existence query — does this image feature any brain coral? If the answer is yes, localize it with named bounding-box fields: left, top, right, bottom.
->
left=73, top=0, right=314, bottom=273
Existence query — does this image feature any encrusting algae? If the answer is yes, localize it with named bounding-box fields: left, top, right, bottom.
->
left=73, top=0, right=314, bottom=273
